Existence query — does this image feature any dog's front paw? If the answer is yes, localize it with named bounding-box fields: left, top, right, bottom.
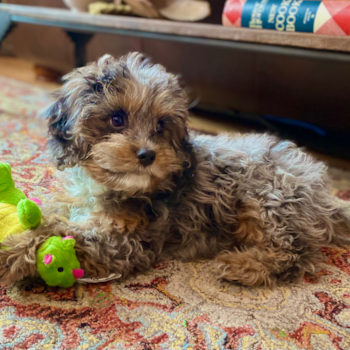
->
left=0, top=245, right=36, bottom=286
left=0, top=232, right=45, bottom=286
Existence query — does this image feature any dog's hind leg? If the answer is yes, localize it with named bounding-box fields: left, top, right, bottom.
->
left=214, top=246, right=322, bottom=287
left=214, top=247, right=281, bottom=287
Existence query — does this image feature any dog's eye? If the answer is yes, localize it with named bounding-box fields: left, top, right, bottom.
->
left=92, top=82, right=103, bottom=93
left=111, top=110, right=126, bottom=128
left=156, top=120, right=165, bottom=133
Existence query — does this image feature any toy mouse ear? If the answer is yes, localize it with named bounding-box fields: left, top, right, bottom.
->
left=61, top=236, right=76, bottom=249
left=43, top=254, right=55, bottom=266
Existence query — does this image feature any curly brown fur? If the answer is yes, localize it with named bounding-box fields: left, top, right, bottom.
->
left=1, top=52, right=350, bottom=287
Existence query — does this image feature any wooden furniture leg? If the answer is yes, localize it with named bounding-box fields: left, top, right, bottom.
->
left=0, top=11, right=14, bottom=44
left=66, top=31, right=93, bottom=67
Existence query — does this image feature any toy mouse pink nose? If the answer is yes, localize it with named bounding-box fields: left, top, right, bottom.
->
left=72, top=269, right=84, bottom=279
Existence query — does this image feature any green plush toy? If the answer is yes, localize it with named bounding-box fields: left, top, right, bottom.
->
left=36, top=236, right=84, bottom=288
left=0, top=162, right=42, bottom=240
left=0, top=162, right=84, bottom=288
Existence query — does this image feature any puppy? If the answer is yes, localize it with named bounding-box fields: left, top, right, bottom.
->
left=1, top=52, right=350, bottom=287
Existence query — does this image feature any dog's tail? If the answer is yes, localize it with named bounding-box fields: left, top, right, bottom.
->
left=330, top=207, right=350, bottom=246
left=332, top=233, right=350, bottom=246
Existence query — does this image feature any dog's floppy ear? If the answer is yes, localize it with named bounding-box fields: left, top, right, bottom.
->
left=46, top=89, right=84, bottom=170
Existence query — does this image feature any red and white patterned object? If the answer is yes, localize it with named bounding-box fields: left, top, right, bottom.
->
left=223, top=0, right=350, bottom=36
left=223, top=0, right=246, bottom=27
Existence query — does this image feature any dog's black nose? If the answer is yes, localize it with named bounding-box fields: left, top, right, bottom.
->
left=136, top=148, right=156, bottom=167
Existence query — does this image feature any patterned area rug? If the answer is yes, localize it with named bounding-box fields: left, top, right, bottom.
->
left=1, top=75, right=350, bottom=350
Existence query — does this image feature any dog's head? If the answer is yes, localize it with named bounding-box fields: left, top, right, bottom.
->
left=46, top=53, right=191, bottom=195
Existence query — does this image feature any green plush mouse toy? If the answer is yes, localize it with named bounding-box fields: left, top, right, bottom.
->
left=0, top=162, right=84, bottom=288
left=0, top=162, right=42, bottom=240
left=36, top=236, right=84, bottom=288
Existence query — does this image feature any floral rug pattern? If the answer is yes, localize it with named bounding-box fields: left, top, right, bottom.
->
left=0, top=76, right=350, bottom=349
